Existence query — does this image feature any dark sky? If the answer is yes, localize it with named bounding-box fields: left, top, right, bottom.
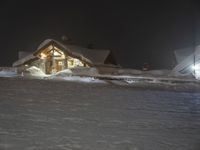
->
left=0, top=0, right=199, bottom=69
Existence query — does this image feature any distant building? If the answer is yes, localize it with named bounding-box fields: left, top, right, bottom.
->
left=173, top=45, right=200, bottom=78
left=13, top=39, right=117, bottom=74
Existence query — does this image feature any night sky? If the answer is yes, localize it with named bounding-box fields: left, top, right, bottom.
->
left=0, top=0, right=199, bottom=69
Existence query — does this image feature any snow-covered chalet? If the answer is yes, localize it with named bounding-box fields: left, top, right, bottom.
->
left=13, top=39, right=117, bottom=74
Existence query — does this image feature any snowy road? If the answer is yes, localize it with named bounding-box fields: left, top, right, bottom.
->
left=0, top=77, right=200, bottom=150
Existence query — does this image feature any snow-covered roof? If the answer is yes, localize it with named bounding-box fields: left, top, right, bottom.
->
left=13, top=39, right=113, bottom=67
left=66, top=45, right=111, bottom=64
left=37, top=39, right=53, bottom=50
left=35, top=39, right=93, bottom=65
left=13, top=54, right=37, bottom=67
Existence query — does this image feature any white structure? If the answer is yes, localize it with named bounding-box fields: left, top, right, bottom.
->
left=173, top=45, right=200, bottom=79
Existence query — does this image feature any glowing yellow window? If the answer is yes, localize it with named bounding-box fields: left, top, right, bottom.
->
left=58, top=61, right=63, bottom=65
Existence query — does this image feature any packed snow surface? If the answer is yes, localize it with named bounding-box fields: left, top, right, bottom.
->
left=59, top=76, right=106, bottom=83
left=0, top=71, right=17, bottom=77
left=21, top=66, right=199, bottom=85
left=0, top=77, right=200, bottom=150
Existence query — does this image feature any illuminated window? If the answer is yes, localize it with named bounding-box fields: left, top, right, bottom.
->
left=39, top=45, right=65, bottom=59
left=67, top=57, right=84, bottom=68
left=58, top=61, right=63, bottom=65
left=40, top=53, right=46, bottom=59
left=74, top=59, right=83, bottom=66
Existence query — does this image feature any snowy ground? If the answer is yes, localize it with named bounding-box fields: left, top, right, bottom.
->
left=0, top=70, right=18, bottom=77
left=0, top=77, right=200, bottom=150
left=1, top=66, right=199, bottom=86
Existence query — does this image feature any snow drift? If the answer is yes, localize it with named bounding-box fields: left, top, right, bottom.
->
left=0, top=67, right=18, bottom=77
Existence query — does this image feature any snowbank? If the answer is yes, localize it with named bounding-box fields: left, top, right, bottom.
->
left=0, top=71, right=18, bottom=77
left=24, top=66, right=105, bottom=83
left=26, top=66, right=50, bottom=77
left=58, top=76, right=106, bottom=83
left=54, top=69, right=72, bottom=77
left=97, top=67, right=174, bottom=77
left=54, top=68, right=103, bottom=83
left=144, top=70, right=171, bottom=76
left=23, top=66, right=194, bottom=80
left=25, top=67, right=99, bottom=77
left=70, top=67, right=99, bottom=76
left=0, top=67, right=18, bottom=77
left=117, top=69, right=142, bottom=75
left=16, top=66, right=198, bottom=85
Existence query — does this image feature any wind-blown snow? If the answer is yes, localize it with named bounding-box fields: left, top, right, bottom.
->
left=1, top=66, right=198, bottom=87
left=6, top=66, right=195, bottom=86
left=58, top=76, right=106, bottom=83
left=0, top=78, right=199, bottom=150
left=54, top=69, right=72, bottom=76
left=26, top=66, right=49, bottom=77
left=24, top=67, right=105, bottom=83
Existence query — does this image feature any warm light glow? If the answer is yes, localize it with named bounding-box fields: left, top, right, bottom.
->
left=58, top=61, right=63, bottom=65
left=37, top=44, right=90, bottom=74
left=192, top=64, right=200, bottom=70
left=39, top=45, right=65, bottom=59
left=40, top=53, right=46, bottom=59
left=54, top=51, right=61, bottom=56
left=67, top=57, right=84, bottom=68
left=192, top=64, right=200, bottom=79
